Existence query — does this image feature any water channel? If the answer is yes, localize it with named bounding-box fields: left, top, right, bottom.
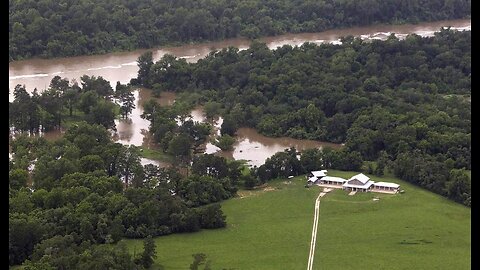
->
left=9, top=19, right=471, bottom=166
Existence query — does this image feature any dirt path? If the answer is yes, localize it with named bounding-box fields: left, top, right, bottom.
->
left=307, top=192, right=323, bottom=270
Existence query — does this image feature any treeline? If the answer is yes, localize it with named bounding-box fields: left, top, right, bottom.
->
left=134, top=29, right=470, bottom=206
left=241, top=147, right=363, bottom=188
left=244, top=147, right=470, bottom=207
left=9, top=0, right=470, bottom=60
left=9, top=122, right=241, bottom=267
left=9, top=75, right=136, bottom=134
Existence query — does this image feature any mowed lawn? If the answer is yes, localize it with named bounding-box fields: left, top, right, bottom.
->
left=123, top=178, right=320, bottom=269
left=317, top=170, right=471, bottom=270
left=122, top=171, right=471, bottom=270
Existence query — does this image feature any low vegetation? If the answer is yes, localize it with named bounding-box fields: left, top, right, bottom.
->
left=123, top=171, right=470, bottom=269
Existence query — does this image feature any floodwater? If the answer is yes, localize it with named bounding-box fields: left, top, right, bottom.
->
left=209, top=127, right=341, bottom=167
left=9, top=19, right=470, bottom=96
left=9, top=19, right=470, bottom=166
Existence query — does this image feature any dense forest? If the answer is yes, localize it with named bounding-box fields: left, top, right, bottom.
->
left=8, top=72, right=245, bottom=267
left=8, top=30, right=471, bottom=268
left=9, top=120, right=241, bottom=267
left=134, top=29, right=471, bottom=206
left=9, top=0, right=470, bottom=60
left=9, top=75, right=128, bottom=134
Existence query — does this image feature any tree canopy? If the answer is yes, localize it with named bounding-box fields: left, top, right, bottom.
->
left=9, top=123, right=232, bottom=267
left=9, top=0, right=470, bottom=60
left=136, top=29, right=471, bottom=206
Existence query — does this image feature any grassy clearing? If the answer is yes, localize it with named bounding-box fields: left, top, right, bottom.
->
left=122, top=177, right=319, bottom=269
left=122, top=171, right=470, bottom=270
left=317, top=170, right=470, bottom=270
left=138, top=146, right=175, bottom=163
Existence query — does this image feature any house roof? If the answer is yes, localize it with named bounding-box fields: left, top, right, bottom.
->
left=308, top=177, right=318, bottom=182
left=347, top=173, right=370, bottom=184
left=311, top=171, right=327, bottom=177
left=343, top=181, right=374, bottom=189
left=374, top=182, right=400, bottom=188
left=321, top=176, right=346, bottom=183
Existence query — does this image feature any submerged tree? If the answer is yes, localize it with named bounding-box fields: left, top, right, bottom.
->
left=115, top=82, right=136, bottom=118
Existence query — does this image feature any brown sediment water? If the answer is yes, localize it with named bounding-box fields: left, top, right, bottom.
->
left=9, top=19, right=470, bottom=97
left=9, top=19, right=470, bottom=166
left=209, top=127, right=342, bottom=167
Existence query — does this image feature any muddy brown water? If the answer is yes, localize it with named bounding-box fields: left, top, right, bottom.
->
left=207, top=127, right=342, bottom=167
left=9, top=19, right=470, bottom=166
left=9, top=19, right=470, bottom=95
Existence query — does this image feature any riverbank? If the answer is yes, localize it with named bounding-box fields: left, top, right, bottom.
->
left=9, top=19, right=471, bottom=95
left=10, top=17, right=471, bottom=64
left=9, top=19, right=470, bottom=168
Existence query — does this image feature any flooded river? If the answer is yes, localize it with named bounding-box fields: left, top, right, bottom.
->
left=9, top=19, right=470, bottom=166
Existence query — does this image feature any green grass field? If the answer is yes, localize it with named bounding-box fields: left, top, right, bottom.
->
left=122, top=171, right=471, bottom=270
left=138, top=146, right=175, bottom=163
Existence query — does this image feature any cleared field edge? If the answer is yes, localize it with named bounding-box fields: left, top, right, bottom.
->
left=121, top=172, right=470, bottom=270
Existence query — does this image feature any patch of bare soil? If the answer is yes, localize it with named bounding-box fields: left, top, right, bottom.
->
left=237, top=190, right=255, bottom=199
left=237, top=185, right=277, bottom=199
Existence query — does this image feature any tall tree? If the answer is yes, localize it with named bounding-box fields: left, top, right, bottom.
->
left=136, top=51, right=153, bottom=88
left=117, top=146, right=143, bottom=188
left=139, top=235, right=157, bottom=269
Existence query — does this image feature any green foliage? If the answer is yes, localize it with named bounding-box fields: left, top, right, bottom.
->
left=191, top=154, right=229, bottom=179
left=242, top=173, right=258, bottom=190
left=9, top=168, right=29, bottom=190
left=190, top=253, right=211, bottom=270
left=9, top=76, right=120, bottom=135
left=135, top=52, right=154, bottom=88
left=140, top=30, right=470, bottom=205
left=28, top=236, right=138, bottom=270
left=9, top=0, right=470, bottom=60
left=220, top=116, right=238, bottom=136
left=22, top=260, right=55, bottom=270
left=299, top=148, right=323, bottom=173
left=178, top=175, right=235, bottom=207
left=446, top=169, right=471, bottom=206
left=78, top=91, right=98, bottom=115
left=79, top=155, right=105, bottom=173
left=213, top=135, right=235, bottom=151
left=116, top=82, right=136, bottom=118
left=139, top=235, right=157, bottom=269
left=254, top=147, right=302, bottom=182
left=253, top=147, right=364, bottom=183
left=203, top=101, right=222, bottom=120
left=88, top=100, right=117, bottom=131
left=197, top=204, right=227, bottom=229
left=167, top=134, right=192, bottom=161
left=123, top=173, right=470, bottom=269
left=9, top=122, right=232, bottom=267
left=9, top=214, right=45, bottom=265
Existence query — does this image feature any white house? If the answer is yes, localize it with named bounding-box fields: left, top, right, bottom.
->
left=342, top=173, right=374, bottom=192
left=307, top=171, right=400, bottom=194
